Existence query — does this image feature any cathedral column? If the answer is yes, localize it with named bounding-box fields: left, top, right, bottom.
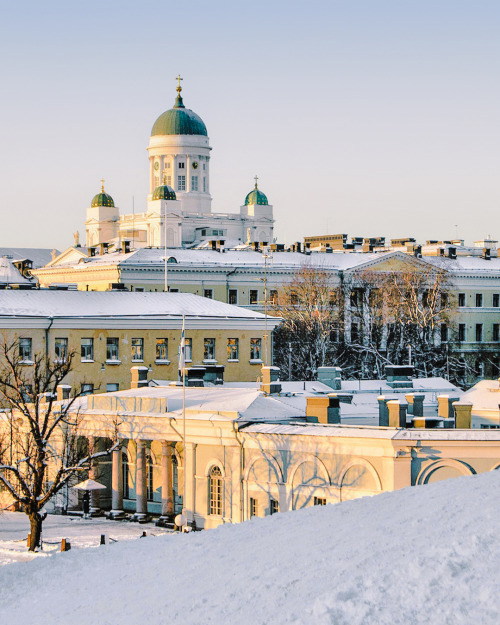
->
left=149, top=157, right=155, bottom=195
left=108, top=446, right=126, bottom=519
left=156, top=441, right=175, bottom=526
left=132, top=440, right=149, bottom=522
left=88, top=436, right=100, bottom=515
left=173, top=155, right=178, bottom=192
left=186, top=155, right=191, bottom=192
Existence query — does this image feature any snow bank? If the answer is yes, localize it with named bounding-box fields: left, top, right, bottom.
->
left=1, top=472, right=499, bottom=624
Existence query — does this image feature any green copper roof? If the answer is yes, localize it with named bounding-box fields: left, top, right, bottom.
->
left=152, top=184, right=177, bottom=201
left=151, top=90, right=207, bottom=137
left=91, top=191, right=114, bottom=208
left=245, top=181, right=269, bottom=206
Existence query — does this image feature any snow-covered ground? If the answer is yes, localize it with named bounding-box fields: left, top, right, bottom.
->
left=1, top=472, right=499, bottom=624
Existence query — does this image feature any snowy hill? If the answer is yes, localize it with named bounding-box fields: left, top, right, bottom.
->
left=1, top=472, right=500, bottom=624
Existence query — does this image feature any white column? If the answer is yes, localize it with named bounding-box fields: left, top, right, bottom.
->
left=184, top=442, right=197, bottom=525
left=133, top=440, right=148, bottom=520
left=161, top=441, right=174, bottom=519
left=149, top=158, right=155, bottom=195
left=109, top=447, right=125, bottom=519
left=186, top=155, right=191, bottom=192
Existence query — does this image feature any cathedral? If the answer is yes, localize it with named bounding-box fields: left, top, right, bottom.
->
left=85, top=78, right=275, bottom=249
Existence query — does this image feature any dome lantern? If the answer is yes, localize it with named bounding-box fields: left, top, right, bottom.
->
left=91, top=179, right=115, bottom=208
left=152, top=174, right=177, bottom=201
left=244, top=175, right=269, bottom=206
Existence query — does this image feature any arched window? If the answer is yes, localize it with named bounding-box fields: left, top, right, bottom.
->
left=209, top=466, right=222, bottom=516
left=122, top=452, right=130, bottom=499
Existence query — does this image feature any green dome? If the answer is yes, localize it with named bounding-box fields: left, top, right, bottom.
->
left=91, top=184, right=114, bottom=208
left=151, top=89, right=207, bottom=137
left=152, top=184, right=177, bottom=200
left=245, top=179, right=269, bottom=206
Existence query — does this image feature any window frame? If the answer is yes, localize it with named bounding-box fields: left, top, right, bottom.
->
left=209, top=466, right=223, bottom=516
left=227, top=338, right=239, bottom=361
left=81, top=337, right=94, bottom=362
left=54, top=337, right=69, bottom=362
left=19, top=337, right=32, bottom=362
left=155, top=338, right=169, bottom=363
left=476, top=323, right=483, bottom=342
left=249, top=289, right=258, bottom=305
left=204, top=337, right=216, bottom=362
left=476, top=293, right=483, bottom=308
left=131, top=337, right=144, bottom=362
left=458, top=293, right=466, bottom=307
left=249, top=338, right=262, bottom=361
left=106, top=337, right=120, bottom=362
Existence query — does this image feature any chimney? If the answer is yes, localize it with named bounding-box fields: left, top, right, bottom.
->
left=131, top=366, right=149, bottom=389
left=306, top=395, right=340, bottom=424
left=385, top=365, right=414, bottom=388
left=405, top=393, right=424, bottom=417
left=413, top=245, right=422, bottom=258
left=378, top=396, right=389, bottom=426
left=89, top=247, right=96, bottom=257
left=387, top=400, right=407, bottom=428
left=483, top=247, right=491, bottom=260
left=57, top=384, right=71, bottom=401
left=210, top=240, right=217, bottom=251
left=216, top=240, right=225, bottom=253
left=448, top=246, right=457, bottom=259
left=295, top=242, right=302, bottom=253
left=437, top=395, right=459, bottom=419
left=453, top=401, right=472, bottom=428
left=99, top=242, right=108, bottom=256
left=122, top=240, right=131, bottom=254
left=261, top=366, right=281, bottom=394
left=253, top=242, right=260, bottom=252
left=317, top=366, right=342, bottom=390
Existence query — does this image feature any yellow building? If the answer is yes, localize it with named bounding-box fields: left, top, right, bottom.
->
left=0, top=290, right=281, bottom=392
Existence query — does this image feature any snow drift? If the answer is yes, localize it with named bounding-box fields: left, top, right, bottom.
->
left=1, top=472, right=499, bottom=624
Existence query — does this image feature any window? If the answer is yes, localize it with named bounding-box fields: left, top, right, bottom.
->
left=270, top=499, right=279, bottom=515
left=178, top=161, right=185, bottom=169
left=250, top=497, right=258, bottom=518
left=131, top=338, right=144, bottom=361
left=228, top=289, right=237, bottom=305
left=440, top=323, right=448, bottom=342
left=191, top=176, right=198, bottom=191
left=249, top=289, right=258, bottom=305
left=106, top=383, right=119, bottom=392
left=122, top=452, right=130, bottom=499
left=458, top=323, right=466, bottom=342
left=314, top=497, right=327, bottom=506
left=227, top=338, right=239, bottom=360
left=350, top=290, right=360, bottom=308
left=476, top=324, right=483, bottom=342
left=203, top=177, right=206, bottom=192
left=19, top=338, right=32, bottom=362
left=250, top=338, right=262, bottom=360
left=493, top=294, right=500, bottom=308
left=458, top=293, right=466, bottom=307
left=21, top=383, right=33, bottom=402
left=81, top=338, right=94, bottom=361
left=165, top=175, right=172, bottom=186
left=441, top=292, right=449, bottom=308
left=204, top=289, right=213, bottom=299
left=476, top=293, right=483, bottom=307
left=209, top=466, right=222, bottom=515
left=81, top=383, right=94, bottom=396
left=185, top=338, right=192, bottom=362
left=204, top=338, right=216, bottom=361
left=55, top=338, right=68, bottom=361
left=269, top=290, right=278, bottom=305
left=156, top=338, right=168, bottom=362
left=106, top=337, right=119, bottom=361
left=493, top=324, right=500, bottom=342
left=203, top=163, right=206, bottom=171
left=165, top=162, right=171, bottom=169
left=178, top=175, right=186, bottom=191
left=351, top=323, right=360, bottom=344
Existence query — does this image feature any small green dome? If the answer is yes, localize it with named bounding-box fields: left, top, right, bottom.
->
left=152, top=184, right=177, bottom=201
left=245, top=178, right=269, bottom=206
left=91, top=183, right=114, bottom=208
left=151, top=86, right=207, bottom=137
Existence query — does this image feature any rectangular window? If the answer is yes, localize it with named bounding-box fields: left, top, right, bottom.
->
left=250, top=497, right=258, bottom=518
left=178, top=161, right=185, bottom=169
left=476, top=293, right=483, bottom=307
left=55, top=338, right=68, bottom=361
left=106, top=383, right=119, bottom=392
left=21, top=383, right=33, bottom=402
left=228, top=289, right=238, bottom=305
left=185, top=338, right=192, bottom=362
left=476, top=323, right=483, bottom=342
left=204, top=338, right=216, bottom=361
left=269, top=290, right=278, bottom=305
left=458, top=323, right=466, bottom=342
left=494, top=294, right=500, bottom=308
left=458, top=293, right=466, bottom=307
left=156, top=338, right=168, bottom=361
left=440, top=324, right=448, bottom=342
left=81, top=383, right=94, bottom=396
left=178, top=175, right=186, bottom=191
left=351, top=323, right=360, bottom=344
left=203, top=177, right=206, bottom=192
left=314, top=497, right=327, bottom=506
left=166, top=175, right=172, bottom=186
left=204, top=289, right=213, bottom=299
left=191, top=175, right=198, bottom=191
left=249, top=289, right=258, bottom=305
left=19, top=338, right=32, bottom=362
left=165, top=162, right=171, bottom=169
left=106, top=337, right=119, bottom=361
left=494, top=324, right=500, bottom=342
left=270, top=499, right=279, bottom=515
left=131, top=338, right=144, bottom=361
left=350, top=290, right=360, bottom=308
left=81, top=338, right=94, bottom=361
left=227, top=338, right=239, bottom=360
left=250, top=338, right=262, bottom=361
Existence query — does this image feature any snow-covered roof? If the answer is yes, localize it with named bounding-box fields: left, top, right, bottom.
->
left=0, top=247, right=59, bottom=268
left=424, top=255, right=500, bottom=274
left=0, top=290, right=278, bottom=322
left=462, top=379, right=500, bottom=416
left=0, top=257, right=32, bottom=285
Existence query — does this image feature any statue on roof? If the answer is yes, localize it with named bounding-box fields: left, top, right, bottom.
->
left=74, top=231, right=80, bottom=247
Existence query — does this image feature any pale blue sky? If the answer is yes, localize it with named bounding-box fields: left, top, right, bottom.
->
left=0, top=1, right=498, bottom=249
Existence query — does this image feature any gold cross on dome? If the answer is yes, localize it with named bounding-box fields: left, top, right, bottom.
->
left=100, top=178, right=105, bottom=192
left=176, top=74, right=183, bottom=93
left=254, top=175, right=259, bottom=189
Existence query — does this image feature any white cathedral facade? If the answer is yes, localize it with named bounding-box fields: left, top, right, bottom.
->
left=85, top=80, right=274, bottom=250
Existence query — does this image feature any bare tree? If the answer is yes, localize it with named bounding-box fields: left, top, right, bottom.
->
left=0, top=342, right=117, bottom=551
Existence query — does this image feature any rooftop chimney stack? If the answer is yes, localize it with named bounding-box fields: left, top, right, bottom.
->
left=261, top=366, right=281, bottom=394
left=306, top=395, right=341, bottom=424
left=131, top=366, right=149, bottom=389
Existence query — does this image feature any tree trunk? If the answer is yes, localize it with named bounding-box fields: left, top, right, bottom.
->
left=28, top=512, right=42, bottom=552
